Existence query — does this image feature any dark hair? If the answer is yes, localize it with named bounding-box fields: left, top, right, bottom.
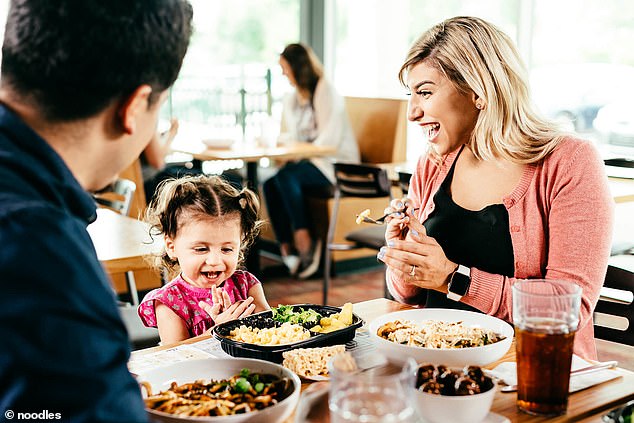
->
left=1, top=0, right=193, bottom=121
left=280, top=43, right=323, bottom=101
left=145, top=175, right=263, bottom=272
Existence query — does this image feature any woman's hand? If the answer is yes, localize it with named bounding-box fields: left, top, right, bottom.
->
left=383, top=198, right=411, bottom=243
left=380, top=205, right=457, bottom=291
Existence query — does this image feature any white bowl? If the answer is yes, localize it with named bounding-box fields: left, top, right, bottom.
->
left=413, top=378, right=497, bottom=423
left=368, top=308, right=514, bottom=367
left=139, top=358, right=301, bottom=423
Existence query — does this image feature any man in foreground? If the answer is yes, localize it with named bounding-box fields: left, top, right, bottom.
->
left=0, top=1, right=193, bottom=421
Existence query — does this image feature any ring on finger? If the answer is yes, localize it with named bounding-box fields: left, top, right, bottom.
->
left=409, top=264, right=417, bottom=277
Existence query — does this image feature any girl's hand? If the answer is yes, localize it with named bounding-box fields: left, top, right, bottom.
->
left=210, top=285, right=232, bottom=312
left=199, top=296, right=256, bottom=326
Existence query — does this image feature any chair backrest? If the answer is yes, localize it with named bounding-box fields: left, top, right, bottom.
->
left=594, top=265, right=634, bottom=346
left=94, top=178, right=137, bottom=216
left=344, top=96, right=408, bottom=164
left=333, top=162, right=392, bottom=199
left=398, top=171, right=412, bottom=196
left=118, top=158, right=147, bottom=218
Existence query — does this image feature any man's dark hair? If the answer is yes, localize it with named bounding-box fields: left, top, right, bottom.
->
left=1, top=0, right=193, bottom=121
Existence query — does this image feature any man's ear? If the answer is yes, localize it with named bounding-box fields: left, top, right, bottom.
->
left=118, top=84, right=153, bottom=135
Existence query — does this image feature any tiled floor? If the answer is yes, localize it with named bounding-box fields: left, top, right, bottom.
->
left=259, top=258, right=385, bottom=307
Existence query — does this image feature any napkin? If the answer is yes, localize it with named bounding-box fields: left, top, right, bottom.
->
left=487, top=355, right=622, bottom=392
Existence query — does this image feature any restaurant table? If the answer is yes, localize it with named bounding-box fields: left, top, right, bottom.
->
left=87, top=208, right=161, bottom=301
left=171, top=139, right=337, bottom=273
left=172, top=140, right=337, bottom=191
left=129, top=297, right=634, bottom=422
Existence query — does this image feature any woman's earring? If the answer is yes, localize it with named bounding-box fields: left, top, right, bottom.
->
left=475, top=102, right=484, bottom=110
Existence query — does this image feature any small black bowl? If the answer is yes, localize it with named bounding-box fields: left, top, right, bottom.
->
left=213, top=304, right=364, bottom=363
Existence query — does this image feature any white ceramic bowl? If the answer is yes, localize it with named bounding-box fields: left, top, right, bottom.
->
left=139, top=358, right=301, bottom=423
left=368, top=308, right=514, bottom=367
left=412, top=378, right=497, bottom=423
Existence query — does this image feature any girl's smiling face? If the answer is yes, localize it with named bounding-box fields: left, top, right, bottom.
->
left=165, top=212, right=242, bottom=289
left=406, top=61, right=480, bottom=156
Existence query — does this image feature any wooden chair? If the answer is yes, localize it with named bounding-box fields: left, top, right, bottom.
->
left=594, top=264, right=634, bottom=346
left=305, top=97, right=408, bottom=267
left=322, top=163, right=393, bottom=304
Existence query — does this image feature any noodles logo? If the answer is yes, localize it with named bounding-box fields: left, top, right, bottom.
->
left=4, top=410, right=61, bottom=420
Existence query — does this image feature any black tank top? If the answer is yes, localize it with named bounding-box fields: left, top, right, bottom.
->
left=422, top=147, right=515, bottom=312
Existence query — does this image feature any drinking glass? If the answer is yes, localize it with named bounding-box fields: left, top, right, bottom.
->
left=328, top=353, right=417, bottom=423
left=512, top=279, right=582, bottom=416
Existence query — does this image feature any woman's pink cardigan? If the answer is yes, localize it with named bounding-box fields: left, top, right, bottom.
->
left=386, top=138, right=614, bottom=359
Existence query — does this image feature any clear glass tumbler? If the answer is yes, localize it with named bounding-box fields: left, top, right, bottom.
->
left=328, top=353, right=417, bottom=423
left=512, top=279, right=582, bottom=416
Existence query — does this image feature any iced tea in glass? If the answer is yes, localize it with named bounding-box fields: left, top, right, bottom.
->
left=512, top=279, right=581, bottom=416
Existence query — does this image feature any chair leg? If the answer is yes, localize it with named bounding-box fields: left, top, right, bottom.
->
left=126, top=271, right=140, bottom=306
left=323, top=247, right=331, bottom=305
left=380, top=264, right=393, bottom=300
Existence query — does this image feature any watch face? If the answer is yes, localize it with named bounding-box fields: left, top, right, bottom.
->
left=449, top=271, right=470, bottom=296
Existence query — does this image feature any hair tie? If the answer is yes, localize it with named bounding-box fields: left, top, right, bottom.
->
left=238, top=193, right=247, bottom=210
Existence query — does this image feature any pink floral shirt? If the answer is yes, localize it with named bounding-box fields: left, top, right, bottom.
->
left=138, top=270, right=260, bottom=337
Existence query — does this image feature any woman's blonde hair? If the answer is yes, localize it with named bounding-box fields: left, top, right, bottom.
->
left=144, top=175, right=263, bottom=276
left=399, top=16, right=565, bottom=163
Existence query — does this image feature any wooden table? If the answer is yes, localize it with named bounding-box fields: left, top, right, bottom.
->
left=172, top=140, right=337, bottom=190
left=172, top=139, right=337, bottom=273
left=87, top=208, right=161, bottom=301
left=130, top=298, right=634, bottom=422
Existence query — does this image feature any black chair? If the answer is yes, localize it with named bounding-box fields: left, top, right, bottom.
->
left=397, top=171, right=412, bottom=196
left=323, top=163, right=393, bottom=304
left=594, top=264, right=634, bottom=346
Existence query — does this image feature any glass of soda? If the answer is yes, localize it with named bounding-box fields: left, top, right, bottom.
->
left=512, top=279, right=582, bottom=416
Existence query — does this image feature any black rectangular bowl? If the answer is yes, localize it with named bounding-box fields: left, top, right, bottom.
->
left=212, top=304, right=364, bottom=363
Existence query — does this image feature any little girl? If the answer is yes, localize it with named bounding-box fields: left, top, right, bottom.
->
left=138, top=175, right=270, bottom=344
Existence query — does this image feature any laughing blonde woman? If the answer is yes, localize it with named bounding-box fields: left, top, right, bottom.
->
left=378, top=16, right=613, bottom=359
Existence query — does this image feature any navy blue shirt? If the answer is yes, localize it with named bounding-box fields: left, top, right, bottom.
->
left=0, top=105, right=147, bottom=422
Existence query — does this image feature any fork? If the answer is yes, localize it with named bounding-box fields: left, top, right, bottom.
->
left=356, top=208, right=420, bottom=225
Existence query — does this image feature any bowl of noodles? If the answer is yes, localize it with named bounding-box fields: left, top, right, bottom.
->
left=139, top=358, right=301, bottom=422
left=368, top=309, right=514, bottom=367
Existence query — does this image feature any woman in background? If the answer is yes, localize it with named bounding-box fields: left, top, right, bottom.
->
left=378, top=16, right=612, bottom=359
left=263, top=43, right=359, bottom=279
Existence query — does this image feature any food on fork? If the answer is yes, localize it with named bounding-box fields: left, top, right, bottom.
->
left=355, top=208, right=371, bottom=225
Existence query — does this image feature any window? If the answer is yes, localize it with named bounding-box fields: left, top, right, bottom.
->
left=327, top=0, right=634, bottom=155
left=166, top=0, right=300, bottom=144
